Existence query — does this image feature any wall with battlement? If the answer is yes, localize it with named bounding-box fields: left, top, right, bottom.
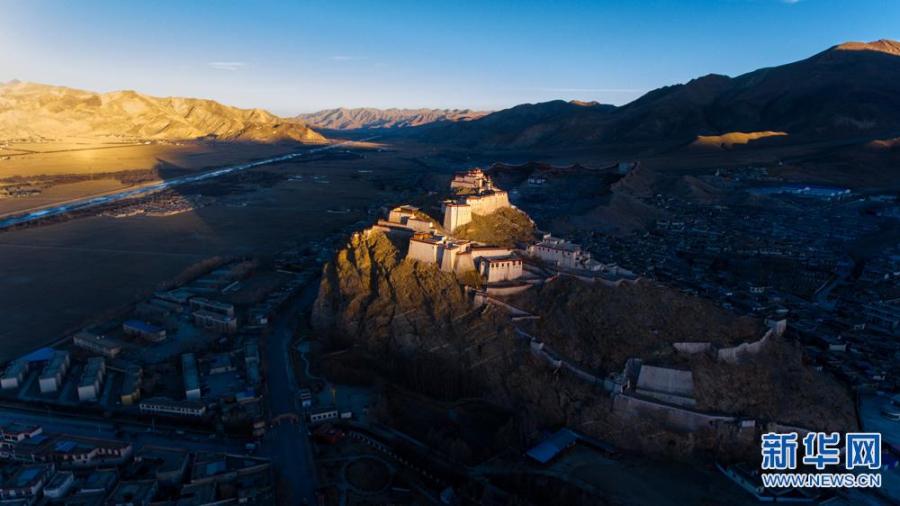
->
left=465, top=190, right=509, bottom=216
left=613, top=394, right=736, bottom=432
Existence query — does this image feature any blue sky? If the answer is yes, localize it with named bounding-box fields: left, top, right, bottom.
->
left=2, top=0, right=898, bottom=114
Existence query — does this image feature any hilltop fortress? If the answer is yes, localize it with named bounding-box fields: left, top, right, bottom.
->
left=441, top=168, right=510, bottom=231
left=370, top=167, right=632, bottom=287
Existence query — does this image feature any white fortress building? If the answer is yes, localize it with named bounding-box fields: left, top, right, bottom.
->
left=406, top=231, right=524, bottom=283
left=450, top=168, right=493, bottom=192
left=385, top=206, right=434, bottom=233
left=442, top=169, right=511, bottom=231
left=478, top=255, right=523, bottom=283
left=527, top=233, right=634, bottom=279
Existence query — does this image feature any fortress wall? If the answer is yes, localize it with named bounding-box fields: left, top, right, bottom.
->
left=466, top=191, right=510, bottom=215
left=471, top=247, right=513, bottom=259
left=486, top=284, right=531, bottom=296
left=613, top=394, right=735, bottom=432
left=673, top=342, right=713, bottom=354
left=717, top=329, right=773, bottom=364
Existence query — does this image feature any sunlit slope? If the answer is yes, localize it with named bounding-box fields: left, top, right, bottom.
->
left=0, top=81, right=325, bottom=143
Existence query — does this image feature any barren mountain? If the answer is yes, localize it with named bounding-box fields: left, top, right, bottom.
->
left=296, top=107, right=487, bottom=130
left=0, top=80, right=325, bottom=143
left=425, top=39, right=900, bottom=150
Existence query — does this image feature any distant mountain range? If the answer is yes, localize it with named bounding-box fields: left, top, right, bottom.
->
left=295, top=107, right=488, bottom=130
left=423, top=39, right=900, bottom=150
left=0, top=81, right=325, bottom=143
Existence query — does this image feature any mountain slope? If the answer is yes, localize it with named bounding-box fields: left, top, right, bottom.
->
left=424, top=39, right=900, bottom=150
left=0, top=81, right=325, bottom=143
left=296, top=107, right=487, bottom=130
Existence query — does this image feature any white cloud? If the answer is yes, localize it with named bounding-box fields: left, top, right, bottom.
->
left=208, top=61, right=246, bottom=71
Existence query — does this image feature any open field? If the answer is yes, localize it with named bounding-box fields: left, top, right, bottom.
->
left=0, top=139, right=443, bottom=361
left=0, top=140, right=316, bottom=217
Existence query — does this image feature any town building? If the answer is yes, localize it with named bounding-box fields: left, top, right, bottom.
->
left=73, top=331, right=124, bottom=358
left=1, top=360, right=27, bottom=390
left=193, top=310, right=238, bottom=333
left=139, top=397, right=207, bottom=418
left=0, top=464, right=55, bottom=501
left=108, top=480, right=158, bottom=506
left=309, top=408, right=339, bottom=425
left=1, top=422, right=43, bottom=444
left=77, top=357, right=106, bottom=402
left=43, top=470, right=75, bottom=499
left=9, top=434, right=133, bottom=468
left=38, top=350, right=70, bottom=394
left=189, top=297, right=235, bottom=317
left=123, top=320, right=167, bottom=342
left=181, top=353, right=201, bottom=401
left=120, top=364, right=143, bottom=406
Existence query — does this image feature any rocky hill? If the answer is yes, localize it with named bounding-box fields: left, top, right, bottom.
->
left=424, top=40, right=900, bottom=150
left=0, top=80, right=325, bottom=143
left=312, top=216, right=856, bottom=458
left=296, top=107, right=487, bottom=130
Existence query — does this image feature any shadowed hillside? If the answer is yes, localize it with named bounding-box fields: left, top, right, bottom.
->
left=424, top=40, right=900, bottom=150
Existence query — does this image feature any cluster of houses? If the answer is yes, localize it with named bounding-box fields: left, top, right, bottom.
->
left=0, top=423, right=273, bottom=504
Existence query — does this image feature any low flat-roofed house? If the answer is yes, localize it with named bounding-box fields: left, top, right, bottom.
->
left=526, top=429, right=580, bottom=464
left=181, top=354, right=201, bottom=401
left=1, top=360, right=28, bottom=390
left=0, top=463, right=55, bottom=501
left=73, top=331, right=123, bottom=358
left=77, top=357, right=106, bottom=402
left=120, top=365, right=143, bottom=406
left=139, top=397, right=206, bottom=418
left=39, top=350, right=70, bottom=394
left=189, top=298, right=235, bottom=317
left=43, top=470, right=75, bottom=500
left=132, top=446, right=189, bottom=485
left=309, top=408, right=339, bottom=425
left=122, top=320, right=167, bottom=342
left=0, top=422, right=42, bottom=443
left=635, top=365, right=696, bottom=407
left=863, top=301, right=900, bottom=335
left=108, top=479, right=158, bottom=506
left=79, top=468, right=118, bottom=495
left=193, top=310, right=238, bottom=333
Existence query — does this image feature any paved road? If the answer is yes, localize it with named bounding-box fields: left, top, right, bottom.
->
left=261, top=277, right=322, bottom=505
